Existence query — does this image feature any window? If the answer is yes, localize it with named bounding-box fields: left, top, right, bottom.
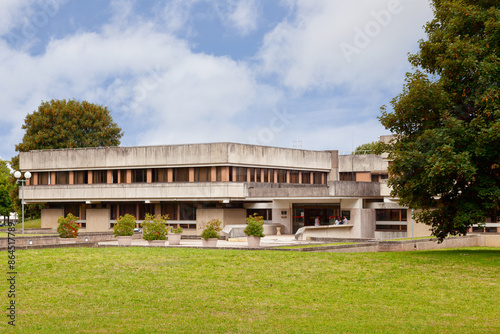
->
left=339, top=172, right=355, bottom=181
left=56, top=172, right=69, bottom=185
left=92, top=170, right=107, bottom=184
left=64, top=203, right=80, bottom=218
left=376, top=225, right=407, bottom=231
left=137, top=203, right=155, bottom=220
left=302, top=172, right=311, bottom=184
left=235, top=167, right=247, bottom=182
left=119, top=203, right=137, bottom=217
left=376, top=209, right=407, bottom=221
left=39, top=172, right=49, bottom=185
left=255, top=168, right=261, bottom=182
left=249, top=168, right=255, bottom=182
left=74, top=171, right=88, bottom=184
left=276, top=170, right=286, bottom=183
left=132, top=169, right=147, bottom=183
left=194, top=167, right=211, bottom=182
left=179, top=203, right=196, bottom=220
left=216, top=167, right=223, bottom=182
left=290, top=170, right=299, bottom=183
left=173, top=168, right=189, bottom=182
left=161, top=202, right=178, bottom=220
left=313, top=172, right=323, bottom=184
left=153, top=168, right=168, bottom=182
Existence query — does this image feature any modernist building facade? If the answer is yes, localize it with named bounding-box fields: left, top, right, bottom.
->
left=20, top=142, right=497, bottom=238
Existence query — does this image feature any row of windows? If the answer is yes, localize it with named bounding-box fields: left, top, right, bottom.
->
left=61, top=202, right=197, bottom=221
left=31, top=167, right=327, bottom=186
left=376, top=209, right=408, bottom=222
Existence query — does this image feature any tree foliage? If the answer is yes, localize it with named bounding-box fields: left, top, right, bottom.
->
left=353, top=141, right=386, bottom=155
left=16, top=99, right=123, bottom=152
left=379, top=0, right=500, bottom=240
left=0, top=160, right=14, bottom=217
left=11, top=99, right=123, bottom=218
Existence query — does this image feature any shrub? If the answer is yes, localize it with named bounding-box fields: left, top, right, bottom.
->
left=141, top=214, right=170, bottom=241
left=171, top=226, right=183, bottom=234
left=57, top=213, right=80, bottom=238
left=244, top=213, right=265, bottom=238
left=201, top=219, right=222, bottom=240
left=113, top=214, right=136, bottom=237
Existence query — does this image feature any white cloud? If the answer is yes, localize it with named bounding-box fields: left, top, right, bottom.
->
left=258, top=0, right=433, bottom=91
left=226, top=0, right=259, bottom=35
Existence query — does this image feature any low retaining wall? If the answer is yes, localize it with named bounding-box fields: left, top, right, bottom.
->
left=0, top=232, right=115, bottom=248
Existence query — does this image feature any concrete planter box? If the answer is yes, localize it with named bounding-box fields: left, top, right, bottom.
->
left=202, top=238, right=218, bottom=247
left=116, top=236, right=132, bottom=246
left=147, top=240, right=166, bottom=246
left=247, top=235, right=261, bottom=248
left=168, top=233, right=182, bottom=245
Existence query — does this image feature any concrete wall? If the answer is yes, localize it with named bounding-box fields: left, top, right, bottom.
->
left=86, top=209, right=111, bottom=232
left=24, top=182, right=247, bottom=202
left=196, top=208, right=247, bottom=235
left=350, top=209, right=376, bottom=239
left=339, top=154, right=388, bottom=173
left=41, top=208, right=64, bottom=229
left=296, top=225, right=353, bottom=240
left=20, top=143, right=334, bottom=172
left=272, top=200, right=292, bottom=234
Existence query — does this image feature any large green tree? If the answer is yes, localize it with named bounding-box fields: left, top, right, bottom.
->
left=11, top=99, right=123, bottom=217
left=379, top=0, right=500, bottom=240
left=0, top=160, right=15, bottom=219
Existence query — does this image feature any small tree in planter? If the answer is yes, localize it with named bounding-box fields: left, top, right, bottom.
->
left=57, top=213, right=79, bottom=243
left=142, top=214, right=170, bottom=246
left=201, top=219, right=221, bottom=247
left=168, top=226, right=183, bottom=245
left=114, top=213, right=136, bottom=246
left=244, top=213, right=265, bottom=248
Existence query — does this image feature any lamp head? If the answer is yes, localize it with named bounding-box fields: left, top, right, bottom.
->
left=25, top=171, right=32, bottom=179
left=14, top=171, right=21, bottom=179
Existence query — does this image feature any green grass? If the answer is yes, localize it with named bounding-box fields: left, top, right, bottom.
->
left=3, top=247, right=499, bottom=333
left=0, top=218, right=41, bottom=229
left=0, top=232, right=56, bottom=238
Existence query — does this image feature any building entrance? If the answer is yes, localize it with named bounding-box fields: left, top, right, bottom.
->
left=292, top=204, right=341, bottom=233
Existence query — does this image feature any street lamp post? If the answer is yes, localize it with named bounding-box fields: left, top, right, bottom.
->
left=14, top=171, right=31, bottom=237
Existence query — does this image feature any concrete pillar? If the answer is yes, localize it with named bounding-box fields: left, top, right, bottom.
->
left=126, top=170, right=132, bottom=183
left=32, top=172, right=39, bottom=185
left=167, top=169, right=173, bottom=182
left=274, top=170, right=278, bottom=183
left=286, top=171, right=290, bottom=183
left=189, top=168, right=194, bottom=182
left=211, top=167, right=217, bottom=182
left=247, top=168, right=251, bottom=182
left=147, top=169, right=152, bottom=183
left=88, top=171, right=93, bottom=185
left=107, top=170, right=112, bottom=184
left=50, top=172, right=56, bottom=185
left=69, top=171, right=74, bottom=185
left=298, top=171, right=302, bottom=184
left=310, top=172, right=314, bottom=184
left=222, top=167, right=230, bottom=182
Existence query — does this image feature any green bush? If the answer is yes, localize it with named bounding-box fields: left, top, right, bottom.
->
left=113, top=214, right=136, bottom=237
left=141, top=214, right=170, bottom=241
left=244, top=213, right=264, bottom=237
left=57, top=213, right=80, bottom=238
left=201, top=219, right=222, bottom=240
left=171, top=226, right=183, bottom=234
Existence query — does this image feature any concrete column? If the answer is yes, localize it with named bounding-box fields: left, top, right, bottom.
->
left=155, top=203, right=161, bottom=216
left=274, top=170, right=278, bottom=183
left=88, top=171, right=93, bottom=185
left=126, top=170, right=132, bottom=183
left=286, top=171, right=290, bottom=183
left=260, top=169, right=265, bottom=183
left=69, top=171, right=74, bottom=185
left=211, top=167, right=217, bottom=182
left=298, top=171, right=302, bottom=184
left=50, top=172, right=56, bottom=185
left=32, top=172, right=39, bottom=186
left=189, top=168, right=194, bottom=182
left=232, top=168, right=236, bottom=182
left=167, top=169, right=173, bottom=182
left=147, top=169, right=152, bottom=183
left=321, top=173, right=325, bottom=184
left=247, top=168, right=251, bottom=182
left=220, top=167, right=228, bottom=182
left=107, top=170, right=113, bottom=184
left=310, top=172, right=314, bottom=184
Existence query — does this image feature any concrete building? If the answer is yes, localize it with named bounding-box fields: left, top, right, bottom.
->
left=18, top=142, right=499, bottom=239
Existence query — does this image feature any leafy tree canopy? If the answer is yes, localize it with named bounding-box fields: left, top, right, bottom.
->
left=0, top=160, right=14, bottom=217
left=16, top=99, right=123, bottom=153
left=379, top=0, right=500, bottom=240
left=11, top=99, right=123, bottom=219
left=353, top=141, right=386, bottom=155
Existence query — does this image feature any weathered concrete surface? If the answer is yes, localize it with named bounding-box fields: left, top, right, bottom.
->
left=295, top=225, right=354, bottom=240
left=20, top=143, right=335, bottom=171
left=339, top=154, right=388, bottom=172
left=86, top=209, right=110, bottom=232
left=41, top=208, right=63, bottom=229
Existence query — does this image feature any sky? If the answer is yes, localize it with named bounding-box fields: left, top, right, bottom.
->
left=0, top=0, right=434, bottom=160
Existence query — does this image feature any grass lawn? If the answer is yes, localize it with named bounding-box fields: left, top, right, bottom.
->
left=272, top=242, right=356, bottom=249
left=4, top=247, right=499, bottom=333
left=0, top=218, right=41, bottom=229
